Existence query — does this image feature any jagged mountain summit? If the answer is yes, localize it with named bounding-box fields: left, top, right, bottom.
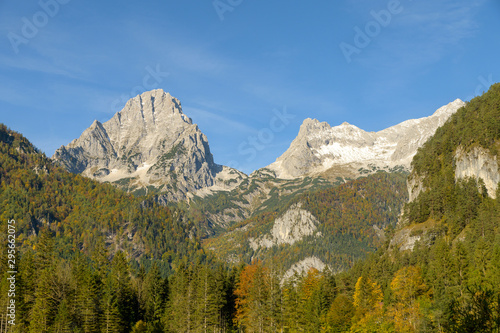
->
left=53, top=89, right=244, bottom=200
left=266, top=99, right=466, bottom=179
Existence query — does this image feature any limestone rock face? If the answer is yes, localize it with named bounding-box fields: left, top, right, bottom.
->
left=270, top=203, right=320, bottom=245
left=53, top=89, right=226, bottom=200
left=454, top=146, right=499, bottom=198
left=390, top=220, right=439, bottom=252
left=249, top=203, right=321, bottom=250
left=282, top=256, right=328, bottom=283
left=406, top=145, right=499, bottom=206
left=266, top=99, right=466, bottom=179
left=407, top=173, right=426, bottom=203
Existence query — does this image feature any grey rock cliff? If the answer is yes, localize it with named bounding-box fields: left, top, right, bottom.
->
left=454, top=146, right=499, bottom=198
left=248, top=203, right=321, bottom=250
left=407, top=173, right=426, bottom=203
left=282, top=256, right=328, bottom=283
left=406, top=145, right=499, bottom=205
left=53, top=89, right=226, bottom=200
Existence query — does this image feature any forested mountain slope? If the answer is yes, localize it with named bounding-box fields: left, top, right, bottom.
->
left=0, top=124, right=205, bottom=273
left=205, top=171, right=408, bottom=273
left=0, top=124, right=244, bottom=332
left=200, top=84, right=500, bottom=333
left=185, top=168, right=339, bottom=233
left=334, top=83, right=500, bottom=332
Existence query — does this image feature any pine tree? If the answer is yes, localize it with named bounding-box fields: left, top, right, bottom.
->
left=15, top=249, right=37, bottom=331
left=453, top=242, right=469, bottom=299
left=29, top=229, right=59, bottom=333
left=52, top=299, right=72, bottom=333
left=219, top=265, right=238, bottom=332
left=29, top=266, right=58, bottom=333
left=194, top=265, right=221, bottom=333
left=142, top=263, right=168, bottom=332
left=266, top=262, right=283, bottom=332
left=114, top=251, right=137, bottom=331
left=101, top=290, right=121, bottom=333
left=165, top=262, right=196, bottom=332
left=296, top=268, right=323, bottom=331
left=143, top=262, right=167, bottom=326
left=73, top=254, right=101, bottom=333
left=326, top=294, right=354, bottom=332
left=281, top=275, right=300, bottom=332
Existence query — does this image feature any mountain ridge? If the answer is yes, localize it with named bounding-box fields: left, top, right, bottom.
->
left=53, top=89, right=245, bottom=201
left=266, top=99, right=466, bottom=179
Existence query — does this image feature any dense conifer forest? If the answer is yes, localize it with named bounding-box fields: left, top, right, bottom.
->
left=0, top=84, right=499, bottom=332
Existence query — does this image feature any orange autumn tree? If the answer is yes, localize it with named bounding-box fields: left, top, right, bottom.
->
left=234, top=261, right=270, bottom=332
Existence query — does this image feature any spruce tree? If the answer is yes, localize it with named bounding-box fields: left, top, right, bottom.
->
left=73, top=254, right=101, bottom=333
left=142, top=262, right=167, bottom=331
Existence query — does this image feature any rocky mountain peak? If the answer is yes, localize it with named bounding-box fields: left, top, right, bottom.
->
left=432, top=98, right=465, bottom=117
left=91, top=119, right=103, bottom=128
left=110, top=90, right=191, bottom=136
left=266, top=99, right=466, bottom=179
left=299, top=118, right=326, bottom=134
left=52, top=90, right=242, bottom=201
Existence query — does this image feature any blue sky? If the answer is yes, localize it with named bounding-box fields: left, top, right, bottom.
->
left=1, top=0, right=499, bottom=174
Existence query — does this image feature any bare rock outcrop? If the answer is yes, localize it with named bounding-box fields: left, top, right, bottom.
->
left=282, top=256, right=328, bottom=283
left=53, top=89, right=232, bottom=200
left=454, top=146, right=499, bottom=198
left=249, top=203, right=321, bottom=250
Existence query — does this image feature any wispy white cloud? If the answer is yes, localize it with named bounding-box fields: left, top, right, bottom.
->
left=124, top=23, right=236, bottom=79
left=182, top=106, right=255, bottom=134
left=0, top=52, right=76, bottom=77
left=354, top=0, right=483, bottom=69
